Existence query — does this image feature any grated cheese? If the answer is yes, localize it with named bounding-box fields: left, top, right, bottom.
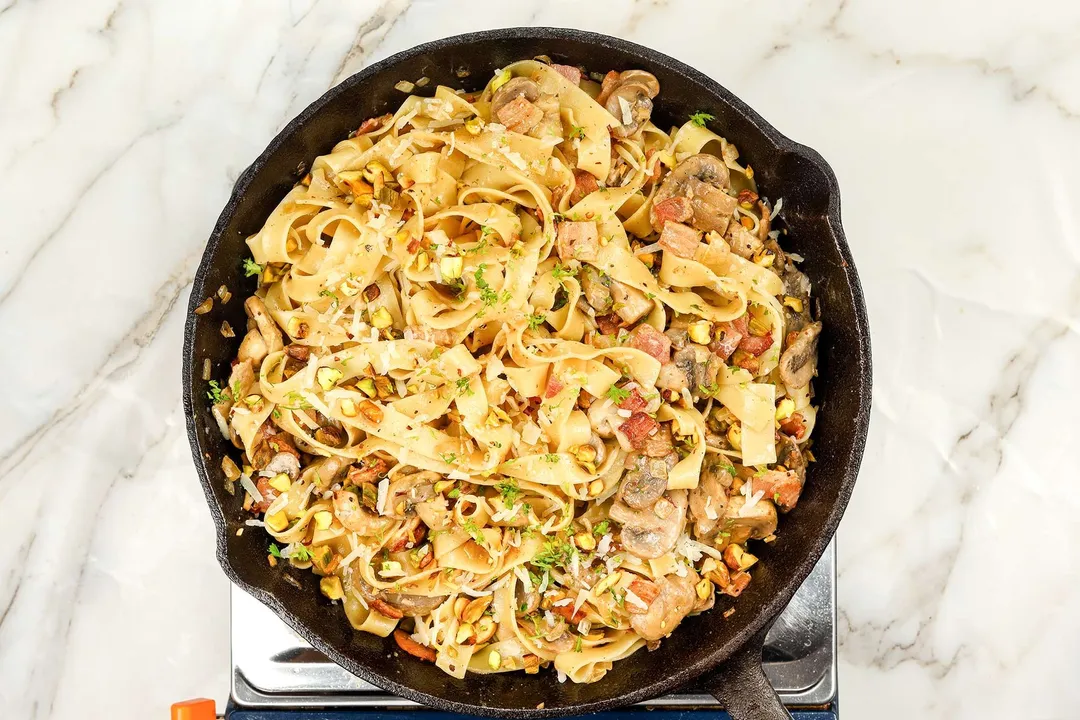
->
left=376, top=478, right=390, bottom=515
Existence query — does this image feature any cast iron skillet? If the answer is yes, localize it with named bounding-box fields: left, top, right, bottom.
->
left=182, top=27, right=871, bottom=720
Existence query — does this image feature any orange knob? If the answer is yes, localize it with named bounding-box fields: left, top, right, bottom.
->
left=171, top=698, right=216, bottom=720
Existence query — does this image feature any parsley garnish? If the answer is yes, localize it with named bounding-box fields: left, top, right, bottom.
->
left=207, top=380, right=230, bottom=404
left=551, top=262, right=574, bottom=280
left=526, top=313, right=546, bottom=331
left=462, top=519, right=485, bottom=544
left=318, top=289, right=339, bottom=308
left=447, top=488, right=461, bottom=499
left=605, top=385, right=630, bottom=404
left=542, top=453, right=559, bottom=464
left=455, top=377, right=474, bottom=396
left=243, top=257, right=263, bottom=277
left=291, top=546, right=312, bottom=562
left=698, top=383, right=719, bottom=397
left=496, top=478, right=521, bottom=506
left=440, top=452, right=458, bottom=465
left=569, top=125, right=586, bottom=140
left=281, top=391, right=313, bottom=410
left=268, top=543, right=282, bottom=558
left=689, top=112, right=715, bottom=127
left=593, top=520, right=610, bottom=537
left=574, top=636, right=583, bottom=652
left=532, top=538, right=576, bottom=571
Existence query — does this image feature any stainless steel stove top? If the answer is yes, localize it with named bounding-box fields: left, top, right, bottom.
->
left=231, top=541, right=835, bottom=710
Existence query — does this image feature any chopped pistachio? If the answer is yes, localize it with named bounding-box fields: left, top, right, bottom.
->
left=488, top=650, right=502, bottom=670
left=696, top=578, right=713, bottom=601
left=775, top=398, right=796, bottom=421
left=727, top=423, right=742, bottom=451
left=286, top=316, right=309, bottom=339
left=265, top=511, right=289, bottom=532
left=356, top=378, right=377, bottom=398
left=370, top=307, right=393, bottom=329
left=340, top=398, right=358, bottom=417
left=465, top=117, right=484, bottom=135
left=216, top=285, right=232, bottom=304
left=363, top=284, right=381, bottom=302
left=688, top=320, right=713, bottom=344
left=783, top=296, right=804, bottom=313
left=317, top=367, right=344, bottom=391
left=268, top=473, right=292, bottom=493
left=320, top=575, right=344, bottom=600
left=574, top=532, right=596, bottom=551
left=194, top=297, right=214, bottom=315
left=490, top=68, right=512, bottom=92
left=362, top=161, right=392, bottom=184
left=439, top=256, right=464, bottom=280
left=314, top=510, right=333, bottom=530
left=416, top=251, right=431, bottom=271
left=358, top=400, right=383, bottom=423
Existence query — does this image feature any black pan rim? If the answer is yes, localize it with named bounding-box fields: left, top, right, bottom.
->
left=182, top=26, right=871, bottom=717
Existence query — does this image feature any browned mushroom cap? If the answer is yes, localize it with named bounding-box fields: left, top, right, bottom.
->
left=617, top=456, right=669, bottom=509
left=650, top=154, right=734, bottom=233
left=617, top=70, right=660, bottom=98
left=606, top=85, right=654, bottom=138
left=381, top=592, right=448, bottom=617
left=299, top=455, right=351, bottom=486
left=244, top=296, right=284, bottom=353
left=779, top=321, right=822, bottom=389
left=490, top=77, right=541, bottom=117
left=688, top=459, right=730, bottom=538
left=610, top=490, right=687, bottom=559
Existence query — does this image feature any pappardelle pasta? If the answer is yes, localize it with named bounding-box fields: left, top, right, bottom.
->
left=209, top=60, right=822, bottom=683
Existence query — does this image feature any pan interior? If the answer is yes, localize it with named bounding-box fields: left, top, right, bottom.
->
left=182, top=28, right=870, bottom=717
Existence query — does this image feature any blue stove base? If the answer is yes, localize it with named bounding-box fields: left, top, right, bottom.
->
left=226, top=708, right=838, bottom=720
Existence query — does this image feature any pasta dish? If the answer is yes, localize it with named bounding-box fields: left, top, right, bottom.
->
left=206, top=59, right=822, bottom=683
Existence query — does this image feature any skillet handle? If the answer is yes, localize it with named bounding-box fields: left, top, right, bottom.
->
left=700, top=622, right=792, bottom=720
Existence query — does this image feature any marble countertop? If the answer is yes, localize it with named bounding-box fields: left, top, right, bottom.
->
left=2, top=0, right=1078, bottom=717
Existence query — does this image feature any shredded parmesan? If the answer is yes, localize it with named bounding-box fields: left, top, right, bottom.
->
left=376, top=478, right=390, bottom=515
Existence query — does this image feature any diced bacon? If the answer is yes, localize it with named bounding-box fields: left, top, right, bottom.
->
left=254, top=476, right=280, bottom=513
left=595, top=313, right=622, bottom=335
left=394, top=629, right=436, bottom=662
left=496, top=94, right=544, bottom=134
left=551, top=63, right=582, bottom=85
left=658, top=221, right=703, bottom=259
left=371, top=597, right=405, bottom=619
left=544, top=374, right=566, bottom=399
left=556, top=221, right=600, bottom=262
left=569, top=169, right=600, bottom=205
left=779, top=412, right=807, bottom=441
left=641, top=422, right=674, bottom=458
left=710, top=322, right=744, bottom=360
left=651, top=196, right=693, bottom=230
left=754, top=469, right=804, bottom=512
left=356, top=114, right=390, bottom=136
left=597, top=70, right=621, bottom=105
left=628, top=323, right=672, bottom=362
left=628, top=578, right=660, bottom=610
left=619, top=412, right=659, bottom=449
left=552, top=603, right=586, bottom=624
left=732, top=314, right=749, bottom=336
left=618, top=387, right=648, bottom=413
left=738, top=332, right=773, bottom=357
left=722, top=571, right=751, bottom=597
left=347, top=458, right=389, bottom=485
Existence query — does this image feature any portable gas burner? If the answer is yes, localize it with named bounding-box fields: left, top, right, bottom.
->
left=219, top=542, right=838, bottom=719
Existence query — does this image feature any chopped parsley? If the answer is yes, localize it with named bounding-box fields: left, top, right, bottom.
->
left=474, top=264, right=510, bottom=311
left=593, top=520, right=610, bottom=537
left=550, top=262, right=575, bottom=280
left=689, top=112, right=715, bottom=127
left=268, top=543, right=282, bottom=558
left=440, top=452, right=458, bottom=465
left=291, top=546, right=312, bottom=562
left=462, top=519, right=485, bottom=544
left=243, top=257, right=263, bottom=277
left=496, top=478, right=522, bottom=506
left=281, top=391, right=313, bottom=410
left=532, top=538, right=576, bottom=571
left=542, top=453, right=560, bottom=464
left=271, top=407, right=282, bottom=420
left=569, top=125, right=586, bottom=140
left=698, top=383, right=719, bottom=397
left=526, top=313, right=546, bottom=331
left=447, top=488, right=461, bottom=499
left=605, top=385, right=631, bottom=404
left=455, top=377, right=474, bottom=396
left=207, top=380, right=230, bottom=404
left=318, top=289, right=339, bottom=308
left=574, top=636, right=583, bottom=652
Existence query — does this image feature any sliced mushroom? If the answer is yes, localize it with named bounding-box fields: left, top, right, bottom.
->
left=387, top=471, right=440, bottom=517
left=617, top=459, right=667, bottom=509
left=516, top=585, right=541, bottom=616
left=651, top=154, right=735, bottom=234
left=655, top=362, right=690, bottom=393
left=581, top=266, right=613, bottom=313
left=610, top=281, right=653, bottom=324
left=778, top=321, right=822, bottom=390
left=689, top=460, right=729, bottom=538
left=610, top=490, right=687, bottom=559
left=603, top=71, right=659, bottom=138
left=381, top=592, right=448, bottom=617
left=629, top=571, right=699, bottom=641
left=238, top=328, right=269, bottom=365
left=672, top=344, right=721, bottom=393
left=780, top=266, right=813, bottom=334
left=264, top=452, right=301, bottom=480
left=299, top=455, right=350, bottom=486
left=244, top=296, right=284, bottom=354
left=722, top=494, right=777, bottom=544
left=491, top=77, right=540, bottom=118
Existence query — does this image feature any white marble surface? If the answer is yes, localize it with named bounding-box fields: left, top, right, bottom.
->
left=1, top=0, right=1078, bottom=717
